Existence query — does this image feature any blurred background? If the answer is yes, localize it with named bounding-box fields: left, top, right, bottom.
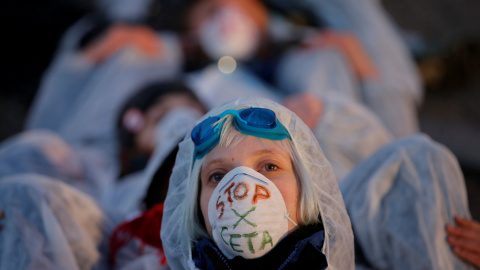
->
left=0, top=0, right=479, bottom=218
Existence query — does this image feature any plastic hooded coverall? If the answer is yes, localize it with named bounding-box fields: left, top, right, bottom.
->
left=0, top=174, right=103, bottom=270
left=313, top=93, right=393, bottom=183
left=340, top=135, right=474, bottom=269
left=56, top=0, right=420, bottom=141
left=23, top=15, right=184, bottom=207
left=103, top=110, right=198, bottom=270
left=109, top=75, right=388, bottom=269
left=105, top=106, right=202, bottom=217
left=187, top=65, right=392, bottom=183
left=95, top=0, right=421, bottom=140
left=26, top=15, right=183, bottom=175
left=161, top=97, right=354, bottom=269
left=0, top=130, right=114, bottom=202
left=272, top=0, right=423, bottom=138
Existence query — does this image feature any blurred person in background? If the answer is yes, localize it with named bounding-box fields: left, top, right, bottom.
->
left=0, top=174, right=104, bottom=270
left=57, top=0, right=421, bottom=138
left=340, top=134, right=477, bottom=269
left=0, top=80, right=205, bottom=269
left=1, top=1, right=478, bottom=268
left=27, top=0, right=401, bottom=186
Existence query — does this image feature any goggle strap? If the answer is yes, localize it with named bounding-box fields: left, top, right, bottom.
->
left=233, top=117, right=291, bottom=141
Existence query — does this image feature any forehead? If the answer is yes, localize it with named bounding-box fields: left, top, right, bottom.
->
left=203, top=135, right=291, bottom=165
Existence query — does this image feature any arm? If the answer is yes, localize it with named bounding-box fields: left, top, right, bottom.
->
left=304, top=0, right=422, bottom=95
left=82, top=23, right=163, bottom=63
left=446, top=216, right=480, bottom=268
left=303, top=30, right=379, bottom=81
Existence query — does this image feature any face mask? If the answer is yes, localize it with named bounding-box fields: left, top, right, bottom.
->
left=207, top=166, right=298, bottom=259
left=198, top=4, right=260, bottom=61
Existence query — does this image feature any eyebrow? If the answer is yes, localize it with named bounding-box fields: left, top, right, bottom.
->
left=253, top=148, right=282, bottom=157
left=204, top=157, right=230, bottom=168
left=204, top=148, right=289, bottom=168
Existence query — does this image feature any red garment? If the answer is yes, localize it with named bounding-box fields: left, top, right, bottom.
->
left=109, top=203, right=167, bottom=266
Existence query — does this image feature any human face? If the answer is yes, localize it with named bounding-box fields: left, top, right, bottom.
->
left=135, top=93, right=204, bottom=154
left=189, top=0, right=268, bottom=34
left=199, top=135, right=300, bottom=237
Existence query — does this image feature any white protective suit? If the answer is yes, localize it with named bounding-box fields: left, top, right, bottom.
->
left=272, top=0, right=423, bottom=138
left=0, top=130, right=114, bottom=202
left=26, top=15, right=183, bottom=175
left=105, top=106, right=201, bottom=217
left=94, top=0, right=422, bottom=139
left=103, top=107, right=195, bottom=270
left=187, top=66, right=392, bottom=183
left=24, top=15, right=183, bottom=206
left=313, top=93, right=393, bottom=183
left=0, top=174, right=103, bottom=270
left=161, top=97, right=354, bottom=269
left=340, top=134, right=474, bottom=269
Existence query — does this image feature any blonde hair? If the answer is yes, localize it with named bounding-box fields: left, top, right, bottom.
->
left=183, top=114, right=322, bottom=242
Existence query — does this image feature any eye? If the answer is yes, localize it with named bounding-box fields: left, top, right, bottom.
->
left=264, top=164, right=278, bottom=171
left=209, top=173, right=225, bottom=182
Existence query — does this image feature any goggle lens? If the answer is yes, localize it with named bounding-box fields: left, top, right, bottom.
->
left=191, top=107, right=289, bottom=159
left=239, top=108, right=276, bottom=128
left=192, top=116, right=219, bottom=145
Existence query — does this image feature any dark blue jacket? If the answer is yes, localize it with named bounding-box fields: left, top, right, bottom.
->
left=192, top=223, right=327, bottom=270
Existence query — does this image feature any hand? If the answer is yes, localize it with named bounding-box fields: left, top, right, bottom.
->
left=82, top=23, right=162, bottom=63
left=283, top=93, right=323, bottom=130
left=303, top=30, right=378, bottom=80
left=446, top=216, right=480, bottom=268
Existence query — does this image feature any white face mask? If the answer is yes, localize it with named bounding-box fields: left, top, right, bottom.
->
left=207, top=166, right=298, bottom=259
left=198, top=4, right=260, bottom=61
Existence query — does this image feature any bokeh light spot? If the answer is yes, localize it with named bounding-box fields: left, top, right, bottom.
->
left=218, top=56, right=237, bottom=74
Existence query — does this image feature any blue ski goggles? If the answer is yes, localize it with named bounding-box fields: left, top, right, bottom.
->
left=191, top=107, right=291, bottom=159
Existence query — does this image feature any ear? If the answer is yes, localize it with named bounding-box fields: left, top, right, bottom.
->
left=122, top=108, right=145, bottom=133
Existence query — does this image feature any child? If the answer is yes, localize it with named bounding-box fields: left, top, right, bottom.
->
left=161, top=97, right=354, bottom=269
